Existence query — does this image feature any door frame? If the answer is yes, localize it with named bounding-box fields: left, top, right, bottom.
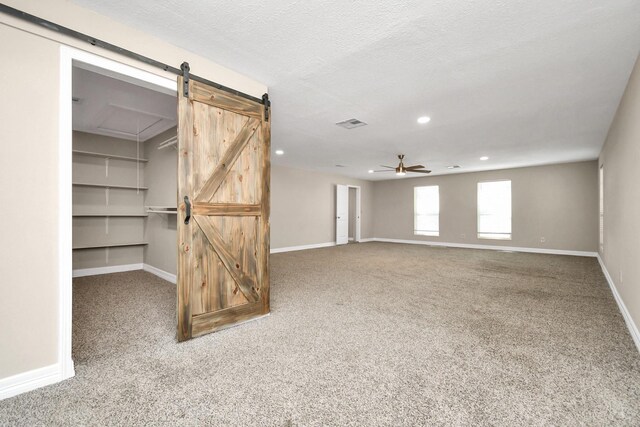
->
left=348, top=185, right=362, bottom=242
left=336, top=184, right=361, bottom=243
left=59, top=46, right=176, bottom=380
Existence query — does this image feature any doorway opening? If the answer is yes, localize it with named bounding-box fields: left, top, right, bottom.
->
left=60, top=46, right=177, bottom=379
left=348, top=187, right=357, bottom=242
left=336, top=184, right=361, bottom=245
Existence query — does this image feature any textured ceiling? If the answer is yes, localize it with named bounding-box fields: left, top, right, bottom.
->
left=71, top=0, right=640, bottom=179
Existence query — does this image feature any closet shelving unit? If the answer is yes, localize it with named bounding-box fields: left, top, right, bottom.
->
left=73, top=150, right=149, bottom=163
left=72, top=242, right=149, bottom=250
left=73, top=182, right=149, bottom=190
left=73, top=213, right=148, bottom=217
left=146, top=206, right=177, bottom=214
left=72, top=141, right=148, bottom=254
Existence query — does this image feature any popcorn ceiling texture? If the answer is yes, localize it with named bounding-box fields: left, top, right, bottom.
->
left=1, top=243, right=639, bottom=425
left=69, top=0, right=640, bottom=179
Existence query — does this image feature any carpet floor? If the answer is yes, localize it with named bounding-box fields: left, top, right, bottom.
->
left=1, top=242, right=639, bottom=426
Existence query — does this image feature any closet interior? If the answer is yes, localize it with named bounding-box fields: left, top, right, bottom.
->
left=72, top=65, right=179, bottom=281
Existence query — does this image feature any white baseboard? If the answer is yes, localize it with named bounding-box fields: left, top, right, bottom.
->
left=72, top=263, right=143, bottom=278
left=0, top=363, right=61, bottom=401
left=597, top=255, right=640, bottom=353
left=370, top=238, right=597, bottom=257
left=143, top=263, right=176, bottom=284
left=71, top=263, right=176, bottom=284
left=270, top=242, right=336, bottom=254
left=358, top=238, right=375, bottom=243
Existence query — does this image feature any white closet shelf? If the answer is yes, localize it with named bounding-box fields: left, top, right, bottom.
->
left=72, top=242, right=149, bottom=250
left=73, top=213, right=149, bottom=217
left=73, top=150, right=148, bottom=162
left=146, top=206, right=178, bottom=214
left=73, top=182, right=149, bottom=190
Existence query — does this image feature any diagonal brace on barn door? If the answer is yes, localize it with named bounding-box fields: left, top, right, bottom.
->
left=193, top=215, right=260, bottom=303
left=194, top=117, right=260, bottom=202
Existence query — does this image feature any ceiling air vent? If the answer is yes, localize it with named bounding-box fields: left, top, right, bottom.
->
left=447, top=165, right=461, bottom=169
left=336, top=118, right=367, bottom=129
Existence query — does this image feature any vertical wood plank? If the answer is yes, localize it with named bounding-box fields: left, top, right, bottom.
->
left=260, top=105, right=271, bottom=314
left=177, top=76, right=193, bottom=342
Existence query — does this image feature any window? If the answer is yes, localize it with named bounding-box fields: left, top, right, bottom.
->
left=599, top=165, right=604, bottom=252
left=477, top=180, right=511, bottom=240
left=414, top=186, right=439, bottom=236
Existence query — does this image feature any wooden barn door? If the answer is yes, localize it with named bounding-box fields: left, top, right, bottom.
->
left=176, top=76, right=270, bottom=341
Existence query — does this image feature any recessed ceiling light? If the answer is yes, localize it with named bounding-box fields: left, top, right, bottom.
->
left=417, top=116, right=431, bottom=124
left=480, top=156, right=489, bottom=161
left=368, top=170, right=374, bottom=173
left=275, top=150, right=284, bottom=155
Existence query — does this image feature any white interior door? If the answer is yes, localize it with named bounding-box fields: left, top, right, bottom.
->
left=336, top=184, right=349, bottom=245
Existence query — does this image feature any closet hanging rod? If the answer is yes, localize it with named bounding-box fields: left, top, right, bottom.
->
left=157, top=135, right=178, bottom=150
left=0, top=3, right=267, bottom=106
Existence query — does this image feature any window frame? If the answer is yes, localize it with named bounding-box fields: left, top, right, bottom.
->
left=477, top=179, right=512, bottom=240
left=414, top=185, right=440, bottom=237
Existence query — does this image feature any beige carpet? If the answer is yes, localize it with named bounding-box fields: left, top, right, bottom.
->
left=1, top=242, right=639, bottom=426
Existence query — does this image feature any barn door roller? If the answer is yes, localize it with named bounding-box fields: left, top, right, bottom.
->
left=262, top=93, right=271, bottom=121
left=181, top=62, right=190, bottom=97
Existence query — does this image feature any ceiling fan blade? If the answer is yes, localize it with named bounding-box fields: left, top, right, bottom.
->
left=409, top=170, right=431, bottom=174
left=380, top=165, right=396, bottom=169
left=405, top=165, right=426, bottom=170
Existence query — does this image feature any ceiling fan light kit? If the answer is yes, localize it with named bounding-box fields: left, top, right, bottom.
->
left=373, top=154, right=431, bottom=176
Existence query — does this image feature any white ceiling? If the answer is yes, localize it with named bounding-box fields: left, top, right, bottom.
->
left=72, top=67, right=176, bottom=142
left=71, top=0, right=640, bottom=179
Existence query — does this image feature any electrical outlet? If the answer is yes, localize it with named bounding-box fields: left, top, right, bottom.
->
left=540, top=237, right=546, bottom=243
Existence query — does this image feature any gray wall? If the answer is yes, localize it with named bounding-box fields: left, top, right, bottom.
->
left=372, top=161, right=599, bottom=252
left=599, top=55, right=640, bottom=335
left=271, top=165, right=374, bottom=248
left=144, top=128, right=178, bottom=275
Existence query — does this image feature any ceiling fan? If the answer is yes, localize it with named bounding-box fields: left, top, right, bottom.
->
left=374, top=155, right=431, bottom=176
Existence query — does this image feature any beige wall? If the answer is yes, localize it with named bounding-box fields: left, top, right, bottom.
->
left=271, top=165, right=374, bottom=249
left=0, top=25, right=60, bottom=379
left=0, top=0, right=265, bottom=381
left=599, top=55, right=640, bottom=335
left=372, top=161, right=599, bottom=252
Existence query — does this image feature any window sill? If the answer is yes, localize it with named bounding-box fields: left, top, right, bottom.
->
left=414, top=231, right=439, bottom=237
left=477, top=234, right=512, bottom=240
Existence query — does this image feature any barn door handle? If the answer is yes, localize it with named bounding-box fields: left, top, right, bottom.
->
left=184, top=196, right=191, bottom=225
